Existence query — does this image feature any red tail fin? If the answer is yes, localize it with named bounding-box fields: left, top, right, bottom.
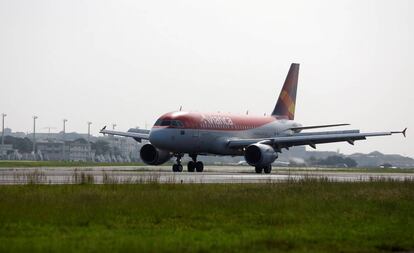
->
left=271, top=63, right=299, bottom=120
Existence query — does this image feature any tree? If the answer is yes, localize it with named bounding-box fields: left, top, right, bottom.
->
left=343, top=157, right=358, bottom=167
left=2, top=136, right=33, bottom=153
left=312, top=155, right=358, bottom=168
left=92, top=140, right=111, bottom=155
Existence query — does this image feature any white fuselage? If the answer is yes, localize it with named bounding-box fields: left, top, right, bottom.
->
left=149, top=119, right=300, bottom=155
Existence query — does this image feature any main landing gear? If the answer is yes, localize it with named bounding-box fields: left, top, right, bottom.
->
left=187, top=155, right=203, bottom=173
left=172, top=154, right=204, bottom=173
left=255, top=165, right=272, bottom=174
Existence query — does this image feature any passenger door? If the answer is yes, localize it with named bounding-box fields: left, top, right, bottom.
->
left=192, top=129, right=200, bottom=151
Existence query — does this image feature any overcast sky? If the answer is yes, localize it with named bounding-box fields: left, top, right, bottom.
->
left=1, top=0, right=413, bottom=157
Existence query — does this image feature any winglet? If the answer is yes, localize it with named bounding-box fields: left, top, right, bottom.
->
left=391, top=128, right=407, bottom=138
left=100, top=126, right=107, bottom=133
left=402, top=128, right=407, bottom=138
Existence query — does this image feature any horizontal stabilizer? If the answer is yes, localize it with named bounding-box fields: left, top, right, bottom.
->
left=289, top=123, right=350, bottom=132
left=99, top=126, right=150, bottom=142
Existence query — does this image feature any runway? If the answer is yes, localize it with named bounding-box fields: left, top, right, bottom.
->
left=0, top=166, right=413, bottom=184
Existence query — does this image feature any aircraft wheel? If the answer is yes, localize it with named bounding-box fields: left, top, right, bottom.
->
left=187, top=161, right=195, bottom=172
left=177, top=164, right=183, bottom=172
left=195, top=161, right=204, bottom=172
left=255, top=166, right=263, bottom=174
left=173, top=164, right=183, bottom=172
left=263, top=165, right=272, bottom=174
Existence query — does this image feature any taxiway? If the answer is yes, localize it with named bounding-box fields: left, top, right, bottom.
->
left=0, top=166, right=413, bottom=184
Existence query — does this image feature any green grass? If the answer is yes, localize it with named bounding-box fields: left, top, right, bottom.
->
left=0, top=181, right=413, bottom=252
left=0, top=160, right=144, bottom=168
left=276, top=167, right=414, bottom=173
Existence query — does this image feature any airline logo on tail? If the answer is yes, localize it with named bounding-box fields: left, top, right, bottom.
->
left=272, top=63, right=300, bottom=120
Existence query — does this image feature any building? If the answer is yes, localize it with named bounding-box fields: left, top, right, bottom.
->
left=0, top=144, right=13, bottom=158
left=67, top=138, right=94, bottom=161
left=36, top=138, right=94, bottom=161
left=36, top=140, right=65, bottom=160
left=1, top=128, right=27, bottom=139
left=101, top=136, right=143, bottom=161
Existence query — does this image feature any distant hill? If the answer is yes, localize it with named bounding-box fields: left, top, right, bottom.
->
left=278, top=148, right=414, bottom=168
left=349, top=151, right=414, bottom=168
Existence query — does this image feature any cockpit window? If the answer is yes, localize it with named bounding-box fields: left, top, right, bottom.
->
left=160, top=120, right=171, bottom=126
left=174, top=120, right=184, bottom=127
left=154, top=119, right=184, bottom=127
left=154, top=119, right=162, bottom=126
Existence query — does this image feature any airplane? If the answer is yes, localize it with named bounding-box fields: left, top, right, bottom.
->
left=100, top=63, right=407, bottom=173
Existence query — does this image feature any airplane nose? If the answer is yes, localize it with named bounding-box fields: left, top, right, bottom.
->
left=149, top=128, right=166, bottom=147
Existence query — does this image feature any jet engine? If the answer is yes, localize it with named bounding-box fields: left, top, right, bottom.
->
left=244, top=143, right=278, bottom=167
left=140, top=144, right=172, bottom=165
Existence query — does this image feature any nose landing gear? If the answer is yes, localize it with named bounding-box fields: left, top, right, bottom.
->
left=172, top=164, right=183, bottom=172
left=172, top=154, right=183, bottom=172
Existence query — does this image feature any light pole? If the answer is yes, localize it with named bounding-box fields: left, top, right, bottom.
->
left=43, top=127, right=56, bottom=139
left=63, top=119, right=67, bottom=161
left=87, top=122, right=92, bottom=161
left=33, top=116, right=38, bottom=153
left=1, top=113, right=6, bottom=147
left=1, top=113, right=6, bottom=157
left=63, top=119, right=67, bottom=134
left=111, top=124, right=117, bottom=141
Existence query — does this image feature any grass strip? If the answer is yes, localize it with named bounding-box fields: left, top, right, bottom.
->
left=0, top=160, right=144, bottom=168
left=0, top=181, right=413, bottom=252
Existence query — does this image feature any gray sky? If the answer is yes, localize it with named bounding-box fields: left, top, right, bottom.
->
left=1, top=0, right=413, bottom=157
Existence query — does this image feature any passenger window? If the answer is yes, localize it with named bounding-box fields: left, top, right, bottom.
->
left=180, top=130, right=185, bottom=135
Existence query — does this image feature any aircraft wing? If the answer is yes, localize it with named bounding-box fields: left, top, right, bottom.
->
left=227, top=128, right=407, bottom=151
left=99, top=126, right=150, bottom=142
